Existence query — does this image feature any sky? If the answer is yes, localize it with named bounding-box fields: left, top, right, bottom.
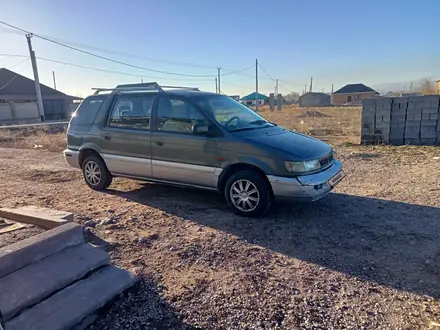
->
left=0, top=0, right=439, bottom=97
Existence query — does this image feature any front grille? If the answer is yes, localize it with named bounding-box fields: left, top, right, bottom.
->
left=319, top=152, right=334, bottom=168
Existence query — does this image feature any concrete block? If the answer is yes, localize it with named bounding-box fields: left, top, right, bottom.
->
left=391, top=97, right=408, bottom=110
left=376, top=98, right=392, bottom=110
left=408, top=96, right=424, bottom=109
left=362, top=98, right=376, bottom=109
left=407, top=112, right=422, bottom=121
left=376, top=111, right=390, bottom=123
left=422, top=112, right=439, bottom=120
left=421, top=126, right=437, bottom=138
left=405, top=138, right=421, bottom=145
left=422, top=95, right=440, bottom=107
left=5, top=266, right=136, bottom=330
left=420, top=138, right=436, bottom=145
left=390, top=127, right=405, bottom=138
left=361, top=134, right=376, bottom=144
left=389, top=138, right=404, bottom=145
left=0, top=223, right=83, bottom=278
left=0, top=244, right=109, bottom=321
left=405, top=126, right=420, bottom=139
left=277, top=94, right=283, bottom=111
left=405, top=120, right=421, bottom=127
left=422, top=107, right=439, bottom=114
left=0, top=206, right=73, bottom=229
left=421, top=119, right=438, bottom=126
left=390, top=113, right=406, bottom=127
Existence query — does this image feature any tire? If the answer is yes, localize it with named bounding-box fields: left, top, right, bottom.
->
left=82, top=155, right=113, bottom=190
left=224, top=170, right=272, bottom=217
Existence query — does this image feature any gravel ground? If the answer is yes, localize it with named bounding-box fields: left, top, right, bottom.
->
left=0, top=219, right=44, bottom=248
left=0, top=145, right=439, bottom=329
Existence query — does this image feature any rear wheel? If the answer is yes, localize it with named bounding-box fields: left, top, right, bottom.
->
left=82, top=155, right=112, bottom=190
left=224, top=170, right=272, bottom=217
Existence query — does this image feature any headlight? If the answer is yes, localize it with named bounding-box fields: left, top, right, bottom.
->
left=284, top=159, right=320, bottom=173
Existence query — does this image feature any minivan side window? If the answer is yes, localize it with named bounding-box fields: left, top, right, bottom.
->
left=108, top=94, right=155, bottom=130
left=157, top=97, right=208, bottom=133
left=70, top=95, right=106, bottom=126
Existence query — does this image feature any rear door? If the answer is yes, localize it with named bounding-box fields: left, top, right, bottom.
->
left=150, top=95, right=220, bottom=188
left=100, top=93, right=156, bottom=178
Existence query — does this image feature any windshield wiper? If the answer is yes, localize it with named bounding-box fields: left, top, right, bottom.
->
left=229, top=126, right=268, bottom=132
left=249, top=119, right=268, bottom=125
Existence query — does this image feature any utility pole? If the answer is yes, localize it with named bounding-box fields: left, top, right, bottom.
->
left=331, top=84, right=334, bottom=94
left=26, top=34, right=45, bottom=121
left=275, top=79, right=279, bottom=97
left=255, top=59, right=259, bottom=111
left=309, top=77, right=313, bottom=93
left=52, top=71, right=57, bottom=90
left=215, top=77, right=218, bottom=94
left=141, top=79, right=144, bottom=83
left=217, top=68, right=221, bottom=94
left=304, top=85, right=307, bottom=94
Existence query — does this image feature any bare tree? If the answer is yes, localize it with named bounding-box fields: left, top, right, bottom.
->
left=283, top=91, right=300, bottom=104
left=418, top=78, right=437, bottom=95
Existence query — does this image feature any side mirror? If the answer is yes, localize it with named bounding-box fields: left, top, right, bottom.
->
left=192, top=124, right=209, bottom=135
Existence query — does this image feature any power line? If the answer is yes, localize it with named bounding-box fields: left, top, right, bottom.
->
left=258, top=63, right=275, bottom=82
left=0, top=53, right=214, bottom=82
left=0, top=58, right=29, bottom=90
left=0, top=20, right=257, bottom=78
left=222, top=64, right=255, bottom=76
left=0, top=20, right=216, bottom=78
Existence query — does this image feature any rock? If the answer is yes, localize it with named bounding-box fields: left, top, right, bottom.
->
left=76, top=215, right=91, bottom=221
left=84, top=220, right=96, bottom=228
left=100, top=217, right=119, bottom=226
left=107, top=209, right=116, bottom=214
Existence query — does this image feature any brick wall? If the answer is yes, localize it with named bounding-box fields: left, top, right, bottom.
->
left=332, top=92, right=377, bottom=105
left=361, top=95, right=440, bottom=145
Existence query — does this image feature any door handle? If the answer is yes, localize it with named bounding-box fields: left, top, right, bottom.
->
left=156, top=141, right=164, bottom=146
left=104, top=135, right=111, bottom=140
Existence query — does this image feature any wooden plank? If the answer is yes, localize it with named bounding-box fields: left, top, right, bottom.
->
left=5, top=266, right=136, bottom=330
left=0, top=244, right=110, bottom=321
left=0, top=206, right=73, bottom=229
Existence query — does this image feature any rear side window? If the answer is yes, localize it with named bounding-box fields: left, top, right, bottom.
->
left=70, top=96, right=106, bottom=126
left=108, top=94, right=155, bottom=130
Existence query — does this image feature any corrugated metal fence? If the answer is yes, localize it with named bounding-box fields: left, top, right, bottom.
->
left=361, top=95, right=439, bottom=145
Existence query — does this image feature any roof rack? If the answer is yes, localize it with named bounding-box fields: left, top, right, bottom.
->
left=92, top=82, right=200, bottom=95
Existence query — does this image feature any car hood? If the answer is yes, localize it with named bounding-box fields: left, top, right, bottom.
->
left=237, top=126, right=332, bottom=160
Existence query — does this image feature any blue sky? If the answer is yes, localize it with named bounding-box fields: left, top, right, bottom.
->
left=1, top=0, right=439, bottom=97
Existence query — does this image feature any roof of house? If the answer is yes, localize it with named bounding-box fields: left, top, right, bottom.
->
left=333, top=83, right=378, bottom=94
left=0, top=68, right=79, bottom=100
left=240, top=92, right=269, bottom=101
left=299, top=92, right=330, bottom=98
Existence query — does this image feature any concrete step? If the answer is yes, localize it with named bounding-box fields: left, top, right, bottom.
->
left=0, top=222, right=84, bottom=278
left=5, top=265, right=136, bottom=330
left=0, top=244, right=110, bottom=322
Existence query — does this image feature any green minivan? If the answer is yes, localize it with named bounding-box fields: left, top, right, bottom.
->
left=64, top=83, right=344, bottom=217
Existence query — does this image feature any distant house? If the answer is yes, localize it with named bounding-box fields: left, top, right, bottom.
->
left=299, top=92, right=331, bottom=107
left=240, top=92, right=269, bottom=106
left=0, top=68, right=81, bottom=123
left=332, top=83, right=379, bottom=105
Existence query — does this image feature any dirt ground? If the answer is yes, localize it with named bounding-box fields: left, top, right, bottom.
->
left=0, top=106, right=439, bottom=329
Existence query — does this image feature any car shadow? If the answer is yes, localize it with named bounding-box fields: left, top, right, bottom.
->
left=104, top=182, right=440, bottom=299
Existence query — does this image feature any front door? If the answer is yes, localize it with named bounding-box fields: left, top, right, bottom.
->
left=100, top=93, right=156, bottom=178
left=150, top=96, right=220, bottom=188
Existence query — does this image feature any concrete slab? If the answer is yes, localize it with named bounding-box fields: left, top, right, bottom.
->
left=0, top=223, right=83, bottom=278
left=0, top=222, right=26, bottom=234
left=5, top=266, right=136, bottom=330
left=0, top=206, right=73, bottom=229
left=0, top=244, right=109, bottom=321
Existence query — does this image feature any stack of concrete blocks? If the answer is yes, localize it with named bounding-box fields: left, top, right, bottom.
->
left=361, top=95, right=440, bottom=145
left=277, top=94, right=283, bottom=111
left=269, top=93, right=275, bottom=111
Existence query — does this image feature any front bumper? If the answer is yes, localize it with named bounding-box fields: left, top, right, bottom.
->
left=63, top=149, right=80, bottom=169
left=267, top=160, right=344, bottom=202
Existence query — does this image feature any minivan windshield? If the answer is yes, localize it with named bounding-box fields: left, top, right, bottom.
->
left=196, top=95, right=274, bottom=132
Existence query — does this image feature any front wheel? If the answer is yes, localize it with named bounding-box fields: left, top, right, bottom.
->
left=82, top=155, right=113, bottom=190
left=224, top=170, right=272, bottom=217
